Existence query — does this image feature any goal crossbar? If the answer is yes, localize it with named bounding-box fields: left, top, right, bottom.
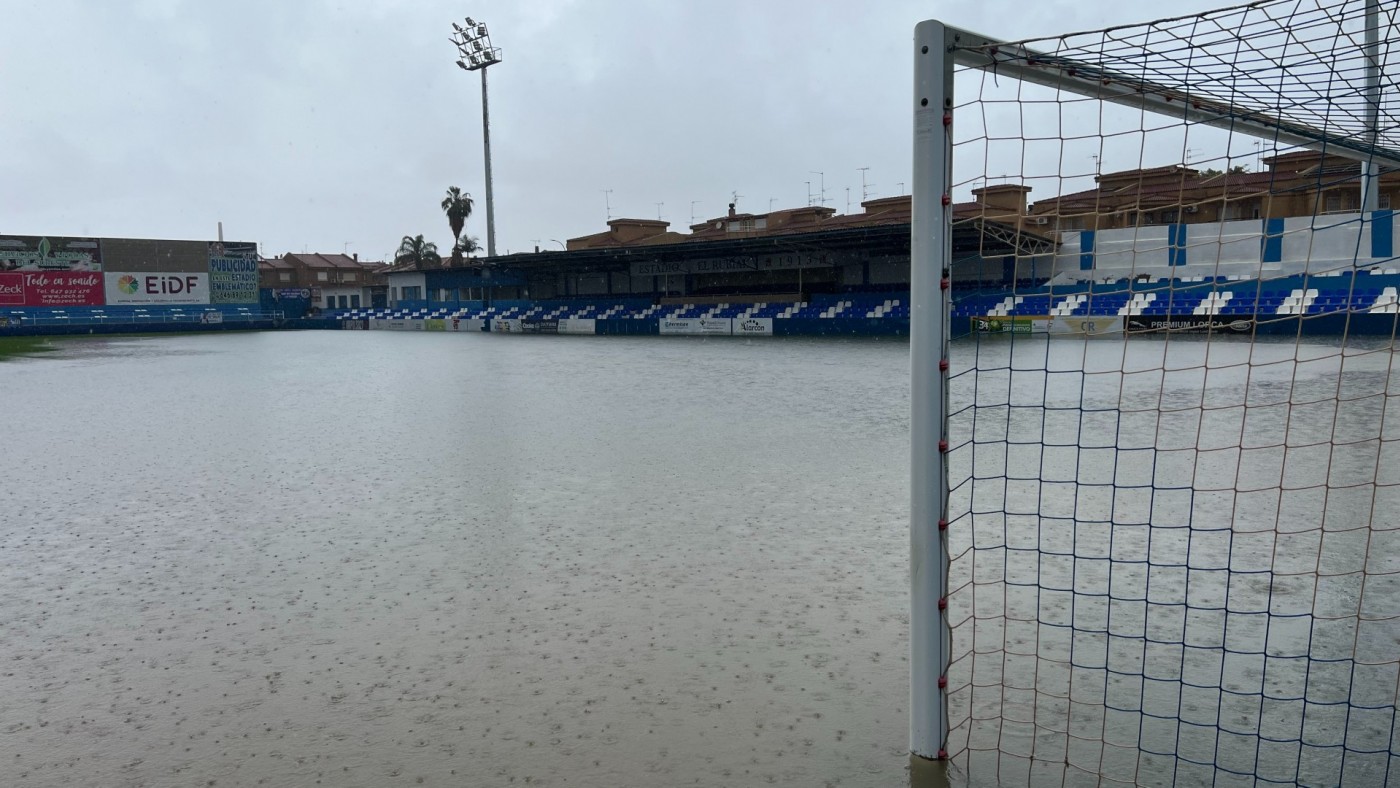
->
left=941, top=20, right=1400, bottom=170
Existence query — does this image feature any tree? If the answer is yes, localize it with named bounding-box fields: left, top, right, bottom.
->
left=1200, top=165, right=1251, bottom=177
left=395, top=234, right=441, bottom=269
left=454, top=236, right=481, bottom=258
left=441, top=187, right=475, bottom=264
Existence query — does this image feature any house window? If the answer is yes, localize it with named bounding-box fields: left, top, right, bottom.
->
left=351, top=295, right=360, bottom=308
left=1253, top=206, right=1261, bottom=219
left=1326, top=193, right=1343, bottom=212
left=1381, top=194, right=1392, bottom=210
left=1161, top=209, right=1178, bottom=223
left=317, top=271, right=329, bottom=281
left=344, top=273, right=357, bottom=282
left=403, top=286, right=422, bottom=301
left=279, top=272, right=291, bottom=282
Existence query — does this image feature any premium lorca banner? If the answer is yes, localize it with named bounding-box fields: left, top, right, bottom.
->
left=104, top=272, right=209, bottom=305
left=1125, top=316, right=1255, bottom=333
left=0, top=271, right=105, bottom=307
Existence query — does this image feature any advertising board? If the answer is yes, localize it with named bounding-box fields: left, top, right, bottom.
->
left=208, top=242, right=259, bottom=304
left=0, top=271, right=105, bottom=307
left=659, top=318, right=733, bottom=335
left=733, top=317, right=773, bottom=336
left=1125, top=316, right=1256, bottom=333
left=448, top=318, right=487, bottom=332
left=1047, top=316, right=1123, bottom=336
left=369, top=319, right=423, bottom=330
left=0, top=236, right=102, bottom=272
left=104, top=272, right=209, bottom=305
left=520, top=319, right=559, bottom=334
left=970, top=316, right=1051, bottom=334
left=492, top=318, right=521, bottom=333
left=559, top=318, right=597, bottom=335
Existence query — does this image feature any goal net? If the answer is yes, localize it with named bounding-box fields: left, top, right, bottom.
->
left=913, top=2, right=1400, bottom=786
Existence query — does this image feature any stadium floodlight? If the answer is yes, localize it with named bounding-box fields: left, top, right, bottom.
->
left=451, top=15, right=504, bottom=258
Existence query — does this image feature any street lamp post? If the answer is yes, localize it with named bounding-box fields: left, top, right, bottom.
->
left=451, top=17, right=503, bottom=258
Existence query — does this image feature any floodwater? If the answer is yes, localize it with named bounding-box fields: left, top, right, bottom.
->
left=0, top=332, right=916, bottom=788
left=2, top=330, right=1396, bottom=788
left=945, top=334, right=1400, bottom=788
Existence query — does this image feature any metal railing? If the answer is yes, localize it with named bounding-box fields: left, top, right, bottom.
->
left=0, top=311, right=284, bottom=328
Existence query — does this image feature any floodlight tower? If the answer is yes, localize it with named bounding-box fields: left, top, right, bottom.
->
left=451, top=17, right=503, bottom=258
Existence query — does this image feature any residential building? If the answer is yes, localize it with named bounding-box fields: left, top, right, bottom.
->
left=258, top=253, right=389, bottom=310
left=1030, top=151, right=1399, bottom=233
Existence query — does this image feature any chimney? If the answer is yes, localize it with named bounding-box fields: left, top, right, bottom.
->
left=728, top=203, right=736, bottom=217
left=353, top=252, right=358, bottom=261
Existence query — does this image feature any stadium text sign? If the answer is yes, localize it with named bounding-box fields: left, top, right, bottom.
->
left=971, top=316, right=1050, bottom=334
left=208, top=257, right=258, bottom=304
left=659, top=318, right=733, bottom=335
left=0, top=272, right=104, bottom=307
left=733, top=317, right=774, bottom=336
left=631, top=252, right=834, bottom=277
left=104, top=272, right=210, bottom=305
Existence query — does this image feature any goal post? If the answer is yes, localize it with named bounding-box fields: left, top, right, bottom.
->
left=911, top=17, right=955, bottom=764
left=911, top=1, right=1399, bottom=784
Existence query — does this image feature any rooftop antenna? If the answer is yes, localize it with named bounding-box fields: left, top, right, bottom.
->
left=602, top=189, right=613, bottom=221
left=805, top=181, right=812, bottom=206
left=1090, top=154, right=1101, bottom=175
left=731, top=191, right=742, bottom=210
left=845, top=186, right=851, bottom=214
left=655, top=201, right=664, bottom=220
left=769, top=198, right=776, bottom=212
left=690, top=201, right=701, bottom=224
left=858, top=167, right=872, bottom=201
left=809, top=171, right=827, bottom=206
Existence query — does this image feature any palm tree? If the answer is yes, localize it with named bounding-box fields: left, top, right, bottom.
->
left=454, top=236, right=481, bottom=259
left=441, top=186, right=475, bottom=249
left=395, top=235, right=441, bottom=269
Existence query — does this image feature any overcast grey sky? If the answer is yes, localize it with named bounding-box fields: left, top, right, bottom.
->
left=2, top=0, right=1232, bottom=260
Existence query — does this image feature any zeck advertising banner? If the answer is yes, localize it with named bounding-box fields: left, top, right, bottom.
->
left=0, top=271, right=105, bottom=307
left=104, top=272, right=210, bottom=305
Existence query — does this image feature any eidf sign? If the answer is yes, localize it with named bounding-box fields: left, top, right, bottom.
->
left=104, top=272, right=209, bottom=305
